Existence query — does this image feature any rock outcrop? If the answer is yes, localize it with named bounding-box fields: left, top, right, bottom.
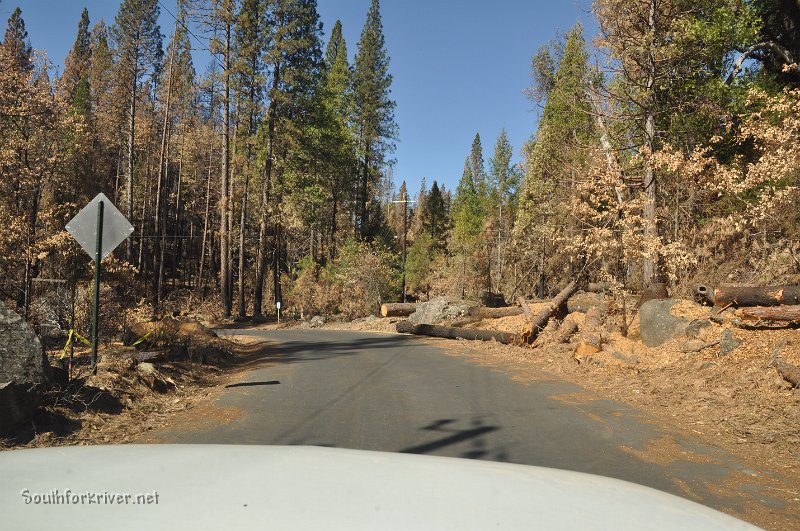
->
left=0, top=303, right=51, bottom=435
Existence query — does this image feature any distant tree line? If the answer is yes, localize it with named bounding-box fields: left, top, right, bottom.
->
left=0, top=0, right=400, bottom=326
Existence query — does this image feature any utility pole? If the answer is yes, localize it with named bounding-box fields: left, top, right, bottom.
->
left=392, top=190, right=416, bottom=303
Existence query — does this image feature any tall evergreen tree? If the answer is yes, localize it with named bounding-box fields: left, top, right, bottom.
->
left=514, top=23, right=593, bottom=291
left=353, top=0, right=396, bottom=236
left=253, top=0, right=324, bottom=320
left=318, top=19, right=356, bottom=260
left=62, top=8, right=92, bottom=100
left=469, top=133, right=487, bottom=200
left=110, top=0, right=162, bottom=261
left=489, top=129, right=520, bottom=209
left=451, top=157, right=482, bottom=245
left=3, top=7, right=32, bottom=74
left=423, top=180, right=448, bottom=250
left=233, top=0, right=267, bottom=318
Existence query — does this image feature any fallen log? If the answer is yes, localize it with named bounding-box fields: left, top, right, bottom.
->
left=470, top=306, right=523, bottom=319
left=556, top=318, right=579, bottom=344
left=396, top=321, right=517, bottom=344
left=712, top=285, right=800, bottom=307
left=380, top=303, right=417, bottom=318
left=587, top=282, right=612, bottom=293
left=740, top=305, right=800, bottom=322
left=526, top=280, right=579, bottom=344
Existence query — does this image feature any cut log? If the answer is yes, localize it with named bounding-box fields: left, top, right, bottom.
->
left=574, top=306, right=604, bottom=356
left=380, top=303, right=417, bottom=318
left=518, top=296, right=533, bottom=319
left=712, top=286, right=800, bottom=307
left=470, top=306, right=523, bottom=319
left=556, top=318, right=579, bottom=344
left=396, top=321, right=517, bottom=344
left=526, top=280, right=580, bottom=344
left=740, top=305, right=800, bottom=322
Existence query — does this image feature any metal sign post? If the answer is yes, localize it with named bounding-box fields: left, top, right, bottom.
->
left=66, top=193, right=133, bottom=375
left=90, top=200, right=104, bottom=375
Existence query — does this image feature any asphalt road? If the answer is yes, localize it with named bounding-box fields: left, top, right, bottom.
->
left=155, top=329, right=795, bottom=523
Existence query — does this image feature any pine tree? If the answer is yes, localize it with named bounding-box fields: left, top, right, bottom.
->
left=515, top=22, right=593, bottom=291
left=88, top=21, right=118, bottom=194
left=353, top=0, right=396, bottom=235
left=489, top=129, right=520, bottom=209
left=324, top=20, right=352, bottom=122
left=62, top=8, right=92, bottom=100
left=253, top=0, right=324, bottom=320
left=469, top=133, right=487, bottom=200
left=110, top=0, right=163, bottom=261
left=319, top=19, right=356, bottom=260
left=233, top=0, right=266, bottom=317
left=487, top=129, right=520, bottom=292
left=451, top=157, right=482, bottom=245
left=3, top=8, right=32, bottom=74
left=423, top=180, right=448, bottom=251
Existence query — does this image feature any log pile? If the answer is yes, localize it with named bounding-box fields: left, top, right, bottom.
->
left=525, top=280, right=579, bottom=344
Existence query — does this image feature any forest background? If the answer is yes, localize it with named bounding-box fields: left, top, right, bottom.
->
left=1, top=0, right=799, bottom=337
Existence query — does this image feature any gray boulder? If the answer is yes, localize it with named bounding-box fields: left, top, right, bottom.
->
left=0, top=303, right=50, bottom=436
left=407, top=297, right=476, bottom=326
left=639, top=299, right=690, bottom=348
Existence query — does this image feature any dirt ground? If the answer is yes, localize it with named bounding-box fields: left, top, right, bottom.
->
left=0, top=325, right=276, bottom=449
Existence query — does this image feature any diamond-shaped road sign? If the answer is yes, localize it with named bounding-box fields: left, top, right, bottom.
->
left=66, top=193, right=134, bottom=261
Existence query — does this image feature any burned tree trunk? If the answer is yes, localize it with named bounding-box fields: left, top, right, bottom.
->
left=396, top=321, right=517, bottom=344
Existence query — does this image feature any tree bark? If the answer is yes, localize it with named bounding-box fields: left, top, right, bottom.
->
left=218, top=20, right=232, bottom=318
left=396, top=321, right=517, bottom=344
left=741, top=305, right=800, bottom=322
left=126, top=50, right=139, bottom=263
left=471, top=306, right=523, bottom=319
left=152, top=37, right=176, bottom=317
left=253, top=59, right=280, bottom=321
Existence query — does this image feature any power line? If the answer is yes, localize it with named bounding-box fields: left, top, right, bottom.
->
left=156, top=0, right=225, bottom=71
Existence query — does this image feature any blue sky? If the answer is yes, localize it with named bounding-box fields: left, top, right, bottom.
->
left=8, top=0, right=597, bottom=194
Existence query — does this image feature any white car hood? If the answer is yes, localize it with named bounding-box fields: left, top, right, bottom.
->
left=0, top=444, right=757, bottom=530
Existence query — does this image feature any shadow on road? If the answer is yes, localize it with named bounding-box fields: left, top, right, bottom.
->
left=225, top=381, right=281, bottom=388
left=401, top=417, right=508, bottom=462
left=222, top=330, right=421, bottom=367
